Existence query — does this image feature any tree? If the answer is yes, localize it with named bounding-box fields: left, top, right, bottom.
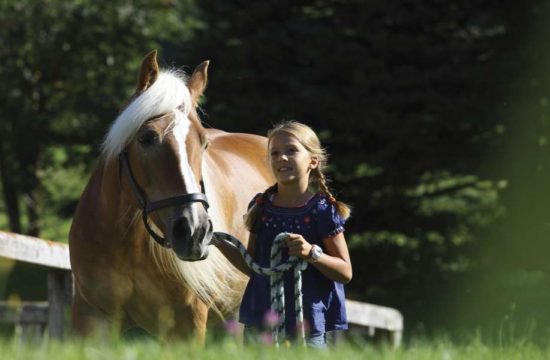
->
left=180, top=0, right=539, bottom=334
left=0, top=0, right=193, bottom=236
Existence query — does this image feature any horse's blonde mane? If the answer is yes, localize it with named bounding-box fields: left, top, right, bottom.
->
left=101, top=70, right=193, bottom=161
left=146, top=219, right=246, bottom=316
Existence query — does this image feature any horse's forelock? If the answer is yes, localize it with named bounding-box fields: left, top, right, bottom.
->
left=101, top=70, right=193, bottom=160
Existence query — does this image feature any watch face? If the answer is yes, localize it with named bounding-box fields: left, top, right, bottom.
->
left=312, top=245, right=323, bottom=260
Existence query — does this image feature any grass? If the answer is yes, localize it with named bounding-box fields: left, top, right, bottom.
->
left=0, top=335, right=549, bottom=360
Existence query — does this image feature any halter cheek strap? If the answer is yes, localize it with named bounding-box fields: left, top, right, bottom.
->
left=119, top=151, right=209, bottom=248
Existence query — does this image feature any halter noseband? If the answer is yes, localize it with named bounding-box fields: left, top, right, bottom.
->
left=119, top=151, right=209, bottom=248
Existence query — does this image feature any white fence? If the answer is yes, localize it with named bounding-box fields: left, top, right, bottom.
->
left=0, top=231, right=72, bottom=340
left=0, top=230, right=403, bottom=345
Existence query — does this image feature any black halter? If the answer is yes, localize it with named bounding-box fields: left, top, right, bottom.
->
left=119, top=151, right=209, bottom=248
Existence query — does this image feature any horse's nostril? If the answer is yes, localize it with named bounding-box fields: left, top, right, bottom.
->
left=173, top=218, right=191, bottom=239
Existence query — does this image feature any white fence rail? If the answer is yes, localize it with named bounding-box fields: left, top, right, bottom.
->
left=0, top=230, right=403, bottom=345
left=0, top=231, right=72, bottom=339
left=345, top=299, right=403, bottom=347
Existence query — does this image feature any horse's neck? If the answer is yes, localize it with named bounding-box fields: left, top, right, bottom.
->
left=201, top=151, right=237, bottom=237
left=202, top=130, right=273, bottom=246
left=93, top=158, right=144, bottom=242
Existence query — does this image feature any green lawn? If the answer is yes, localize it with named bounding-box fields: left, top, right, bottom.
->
left=1, top=336, right=548, bottom=360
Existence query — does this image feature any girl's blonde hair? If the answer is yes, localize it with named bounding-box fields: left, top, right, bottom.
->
left=244, top=121, right=351, bottom=231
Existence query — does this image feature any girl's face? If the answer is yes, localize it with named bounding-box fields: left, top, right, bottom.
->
left=268, top=132, right=318, bottom=186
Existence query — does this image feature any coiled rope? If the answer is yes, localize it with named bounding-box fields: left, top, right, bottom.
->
left=213, top=231, right=308, bottom=347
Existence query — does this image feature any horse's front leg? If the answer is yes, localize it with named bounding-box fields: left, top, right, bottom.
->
left=72, top=287, right=131, bottom=340
left=164, top=299, right=209, bottom=344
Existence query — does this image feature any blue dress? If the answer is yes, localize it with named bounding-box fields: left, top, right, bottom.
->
left=239, top=193, right=348, bottom=337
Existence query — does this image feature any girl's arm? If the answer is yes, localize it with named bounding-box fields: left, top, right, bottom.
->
left=212, top=233, right=256, bottom=277
left=286, top=232, right=353, bottom=284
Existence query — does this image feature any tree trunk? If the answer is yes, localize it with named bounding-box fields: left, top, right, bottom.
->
left=24, top=190, right=40, bottom=237
left=0, top=146, right=22, bottom=233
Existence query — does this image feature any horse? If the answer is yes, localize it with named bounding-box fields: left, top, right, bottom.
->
left=69, top=50, right=273, bottom=341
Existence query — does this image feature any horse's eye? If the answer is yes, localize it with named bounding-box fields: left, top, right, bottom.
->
left=137, top=131, right=159, bottom=147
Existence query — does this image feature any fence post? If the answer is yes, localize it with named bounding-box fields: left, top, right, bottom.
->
left=47, top=270, right=72, bottom=339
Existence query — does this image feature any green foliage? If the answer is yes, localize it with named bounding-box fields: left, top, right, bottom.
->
left=0, top=0, right=194, bottom=235
left=37, top=146, right=91, bottom=242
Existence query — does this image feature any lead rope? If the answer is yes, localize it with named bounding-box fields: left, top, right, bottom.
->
left=213, top=232, right=308, bottom=347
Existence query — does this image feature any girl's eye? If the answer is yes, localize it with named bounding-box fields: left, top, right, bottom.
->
left=271, top=150, right=279, bottom=156
left=138, top=131, right=159, bottom=148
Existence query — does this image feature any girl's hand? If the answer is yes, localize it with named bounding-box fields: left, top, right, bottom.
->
left=285, top=233, right=313, bottom=259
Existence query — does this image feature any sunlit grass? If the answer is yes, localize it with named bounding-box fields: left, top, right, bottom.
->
left=0, top=335, right=549, bottom=360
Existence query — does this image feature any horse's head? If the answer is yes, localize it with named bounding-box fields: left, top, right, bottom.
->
left=102, top=50, right=213, bottom=261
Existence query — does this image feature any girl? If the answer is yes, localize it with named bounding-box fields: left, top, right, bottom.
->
left=215, top=121, right=352, bottom=348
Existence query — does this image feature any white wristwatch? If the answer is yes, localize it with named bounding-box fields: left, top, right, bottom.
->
left=308, top=244, right=323, bottom=262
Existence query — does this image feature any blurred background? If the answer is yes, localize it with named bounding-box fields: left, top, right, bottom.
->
left=0, top=0, right=549, bottom=344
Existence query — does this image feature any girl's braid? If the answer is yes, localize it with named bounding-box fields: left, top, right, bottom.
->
left=261, top=183, right=278, bottom=204
left=313, top=168, right=351, bottom=220
left=315, top=168, right=337, bottom=203
left=244, top=183, right=278, bottom=231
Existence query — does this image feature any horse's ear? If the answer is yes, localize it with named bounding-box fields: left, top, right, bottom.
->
left=188, top=60, right=209, bottom=107
left=136, top=50, right=159, bottom=93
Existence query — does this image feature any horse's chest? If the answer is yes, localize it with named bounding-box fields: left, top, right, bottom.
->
left=76, top=261, right=134, bottom=310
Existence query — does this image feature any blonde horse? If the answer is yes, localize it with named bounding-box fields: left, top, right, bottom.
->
left=69, top=51, right=272, bottom=341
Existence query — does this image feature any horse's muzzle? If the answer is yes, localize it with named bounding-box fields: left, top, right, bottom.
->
left=170, top=212, right=213, bottom=261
